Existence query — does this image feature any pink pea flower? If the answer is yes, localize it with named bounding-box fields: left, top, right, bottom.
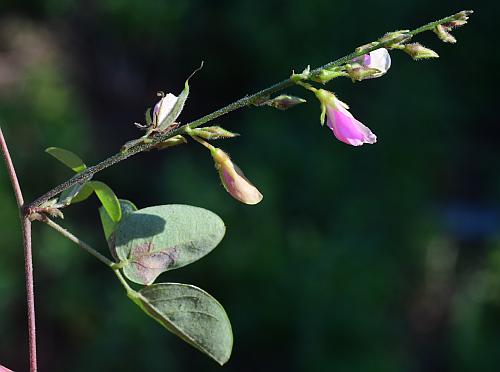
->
left=352, top=48, right=391, bottom=79
left=316, top=89, right=377, bottom=146
left=211, top=148, right=263, bottom=205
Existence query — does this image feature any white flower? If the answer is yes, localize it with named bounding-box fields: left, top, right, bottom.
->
left=153, top=93, right=178, bottom=126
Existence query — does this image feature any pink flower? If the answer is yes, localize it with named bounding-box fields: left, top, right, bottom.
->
left=352, top=48, right=391, bottom=79
left=211, top=148, right=263, bottom=205
left=316, top=89, right=377, bottom=146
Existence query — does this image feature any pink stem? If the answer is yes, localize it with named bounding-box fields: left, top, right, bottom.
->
left=0, top=127, right=37, bottom=372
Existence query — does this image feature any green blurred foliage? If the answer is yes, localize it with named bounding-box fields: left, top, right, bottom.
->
left=0, top=0, right=499, bottom=371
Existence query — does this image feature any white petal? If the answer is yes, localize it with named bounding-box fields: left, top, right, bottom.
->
left=156, top=93, right=178, bottom=125
left=367, top=48, right=391, bottom=77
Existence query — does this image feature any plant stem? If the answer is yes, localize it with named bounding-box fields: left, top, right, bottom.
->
left=40, top=216, right=135, bottom=295
left=0, top=128, right=23, bottom=207
left=42, top=217, right=114, bottom=267
left=24, top=10, right=470, bottom=211
left=0, top=127, right=37, bottom=372
left=113, top=269, right=134, bottom=294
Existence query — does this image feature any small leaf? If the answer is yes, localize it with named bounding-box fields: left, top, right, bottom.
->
left=99, top=199, right=138, bottom=242
left=45, top=147, right=87, bottom=173
left=89, top=181, right=122, bottom=223
left=157, top=62, right=204, bottom=131
left=113, top=204, right=225, bottom=285
left=56, top=181, right=89, bottom=207
left=70, top=183, right=95, bottom=203
left=129, top=283, right=233, bottom=365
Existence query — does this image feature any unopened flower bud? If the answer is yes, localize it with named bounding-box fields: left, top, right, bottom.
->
left=378, top=30, right=411, bottom=47
left=355, top=42, right=380, bottom=53
left=442, top=20, right=467, bottom=28
left=453, top=10, right=473, bottom=22
left=151, top=135, right=187, bottom=150
left=402, top=43, right=439, bottom=60
left=188, top=126, right=239, bottom=139
left=433, top=24, right=456, bottom=44
left=432, top=10, right=472, bottom=44
left=211, top=148, right=263, bottom=205
left=346, top=66, right=382, bottom=82
left=263, top=95, right=306, bottom=110
left=311, top=68, right=349, bottom=84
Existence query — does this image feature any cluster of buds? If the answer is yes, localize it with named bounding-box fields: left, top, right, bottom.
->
left=433, top=10, right=472, bottom=43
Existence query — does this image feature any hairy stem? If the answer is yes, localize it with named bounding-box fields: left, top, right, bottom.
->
left=25, top=10, right=469, bottom=211
left=42, top=217, right=114, bottom=267
left=0, top=127, right=37, bottom=372
left=41, top=216, right=135, bottom=295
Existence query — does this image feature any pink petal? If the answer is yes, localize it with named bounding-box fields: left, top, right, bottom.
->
left=326, top=103, right=377, bottom=146
left=212, top=148, right=263, bottom=205
left=220, top=161, right=263, bottom=205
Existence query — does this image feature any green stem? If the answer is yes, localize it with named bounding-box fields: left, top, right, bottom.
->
left=24, top=10, right=470, bottom=211
left=113, top=269, right=134, bottom=294
left=41, top=216, right=136, bottom=294
left=42, top=217, right=114, bottom=267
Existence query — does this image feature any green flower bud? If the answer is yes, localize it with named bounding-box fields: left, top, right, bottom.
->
left=402, top=43, right=439, bottom=60
left=433, top=24, right=456, bottom=44
left=262, top=95, right=306, bottom=110
left=187, top=126, right=239, bottom=140
left=150, top=135, right=187, bottom=150
left=378, top=30, right=411, bottom=47
left=346, top=66, right=383, bottom=82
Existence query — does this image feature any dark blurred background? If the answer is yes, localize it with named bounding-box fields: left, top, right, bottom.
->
left=0, top=0, right=499, bottom=371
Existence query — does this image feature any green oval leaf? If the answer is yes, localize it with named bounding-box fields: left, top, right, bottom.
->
left=70, top=183, right=95, bottom=204
left=130, top=283, right=233, bottom=365
left=89, top=181, right=122, bottom=223
left=99, top=199, right=137, bottom=242
left=113, top=204, right=225, bottom=285
left=45, top=147, right=87, bottom=173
